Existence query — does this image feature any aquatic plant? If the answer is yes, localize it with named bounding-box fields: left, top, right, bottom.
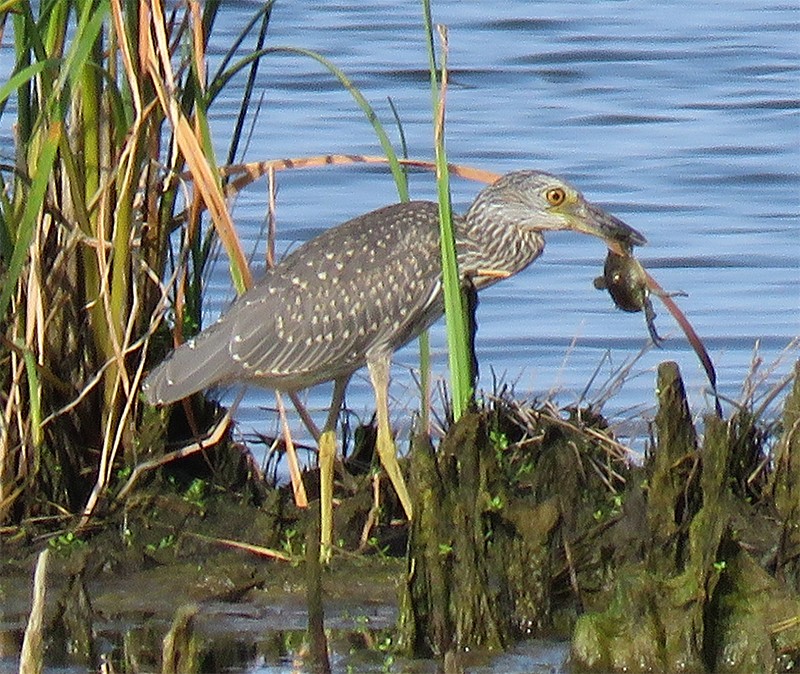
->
left=0, top=0, right=268, bottom=525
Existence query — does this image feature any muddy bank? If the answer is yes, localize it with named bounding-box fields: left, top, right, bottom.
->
left=2, top=361, right=799, bottom=673
left=1, top=484, right=406, bottom=671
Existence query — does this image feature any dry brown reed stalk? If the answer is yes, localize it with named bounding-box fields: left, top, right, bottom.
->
left=146, top=2, right=251, bottom=293
left=183, top=531, right=292, bottom=562
left=499, top=396, right=634, bottom=469
left=19, top=549, right=49, bottom=674
left=275, top=390, right=309, bottom=508
left=216, top=154, right=500, bottom=200
left=263, top=169, right=308, bottom=509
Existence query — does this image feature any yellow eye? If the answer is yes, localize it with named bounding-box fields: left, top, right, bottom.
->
left=546, top=187, right=566, bottom=207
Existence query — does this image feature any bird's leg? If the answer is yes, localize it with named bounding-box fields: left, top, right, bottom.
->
left=289, top=390, right=321, bottom=442
left=367, top=355, right=413, bottom=521
left=319, top=376, right=349, bottom=564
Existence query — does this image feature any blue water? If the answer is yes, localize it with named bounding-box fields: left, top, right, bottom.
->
left=198, top=0, right=800, bottom=460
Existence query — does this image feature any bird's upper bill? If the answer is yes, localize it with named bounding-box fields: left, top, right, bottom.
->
left=559, top=198, right=647, bottom=248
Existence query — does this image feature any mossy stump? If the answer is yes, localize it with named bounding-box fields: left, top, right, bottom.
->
left=397, top=361, right=800, bottom=670
left=571, top=361, right=800, bottom=673
left=771, top=360, right=800, bottom=594
left=400, top=414, right=509, bottom=656
left=398, top=403, right=613, bottom=657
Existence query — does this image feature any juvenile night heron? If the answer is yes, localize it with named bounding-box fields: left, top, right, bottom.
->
left=142, top=170, right=645, bottom=560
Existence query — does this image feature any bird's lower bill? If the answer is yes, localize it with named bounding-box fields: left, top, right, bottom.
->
left=570, top=202, right=647, bottom=247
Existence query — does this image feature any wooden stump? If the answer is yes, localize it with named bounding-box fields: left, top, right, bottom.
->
left=572, top=361, right=800, bottom=672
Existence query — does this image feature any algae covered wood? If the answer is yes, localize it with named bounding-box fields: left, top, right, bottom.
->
left=161, top=604, right=201, bottom=674
left=571, top=361, right=800, bottom=673
left=772, top=361, right=800, bottom=594
left=400, top=411, right=562, bottom=657
left=648, top=360, right=698, bottom=562
left=400, top=416, right=506, bottom=656
left=573, top=362, right=718, bottom=671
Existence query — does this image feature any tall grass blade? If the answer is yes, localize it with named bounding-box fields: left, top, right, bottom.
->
left=389, top=95, right=431, bottom=431
left=146, top=3, right=252, bottom=294
left=216, top=2, right=274, bottom=168
left=422, top=2, right=473, bottom=420
left=0, top=121, right=61, bottom=320
left=0, top=59, right=54, bottom=119
left=210, top=46, right=410, bottom=202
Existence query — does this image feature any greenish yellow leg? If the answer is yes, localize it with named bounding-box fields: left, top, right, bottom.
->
left=318, top=428, right=336, bottom=564
left=317, top=377, right=349, bottom=564
left=368, top=356, right=413, bottom=520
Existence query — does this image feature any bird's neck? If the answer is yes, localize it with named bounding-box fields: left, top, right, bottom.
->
left=455, top=211, right=546, bottom=286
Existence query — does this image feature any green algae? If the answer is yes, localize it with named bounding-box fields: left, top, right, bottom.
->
left=571, top=362, right=800, bottom=673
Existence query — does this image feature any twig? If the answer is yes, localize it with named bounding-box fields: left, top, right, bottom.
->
left=275, top=391, right=308, bottom=508
left=184, top=531, right=292, bottom=562
left=114, top=400, right=239, bottom=504
left=19, top=549, right=49, bottom=674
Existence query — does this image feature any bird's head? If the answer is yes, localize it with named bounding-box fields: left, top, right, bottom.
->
left=466, top=170, right=646, bottom=247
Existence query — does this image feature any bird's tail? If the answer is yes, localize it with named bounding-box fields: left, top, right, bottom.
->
left=141, top=320, right=234, bottom=405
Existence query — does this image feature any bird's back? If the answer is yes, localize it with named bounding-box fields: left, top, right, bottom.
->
left=143, top=201, right=445, bottom=405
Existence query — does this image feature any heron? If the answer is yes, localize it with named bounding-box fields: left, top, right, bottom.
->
left=142, top=170, right=646, bottom=561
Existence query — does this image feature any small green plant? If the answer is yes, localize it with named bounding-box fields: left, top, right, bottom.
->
left=514, top=460, right=534, bottom=480
left=48, top=531, right=87, bottom=553
left=488, top=494, right=504, bottom=511
left=146, top=534, right=175, bottom=552
left=182, top=478, right=208, bottom=508
left=120, top=521, right=133, bottom=547
left=593, top=492, right=625, bottom=522
left=494, top=434, right=534, bottom=482
left=366, top=536, right=390, bottom=558
left=376, top=634, right=395, bottom=671
left=490, top=428, right=509, bottom=451
left=281, top=527, right=301, bottom=557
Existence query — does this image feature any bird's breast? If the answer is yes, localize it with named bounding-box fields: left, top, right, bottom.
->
left=458, top=227, right=545, bottom=285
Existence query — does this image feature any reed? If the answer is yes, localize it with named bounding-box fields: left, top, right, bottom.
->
left=0, top=0, right=267, bottom=525
left=422, top=0, right=473, bottom=421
